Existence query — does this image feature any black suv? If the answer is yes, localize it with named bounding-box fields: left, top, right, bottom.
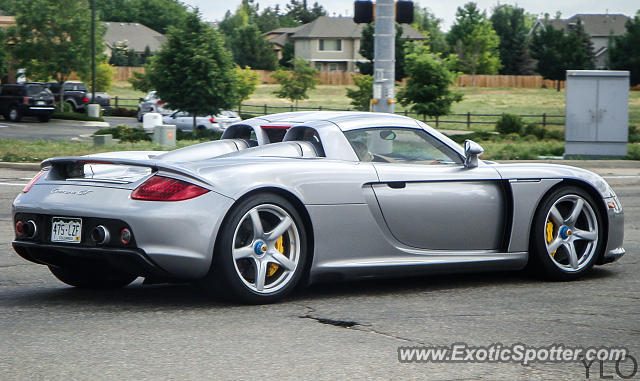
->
left=0, top=82, right=55, bottom=122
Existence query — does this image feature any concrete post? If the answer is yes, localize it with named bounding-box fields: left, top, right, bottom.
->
left=372, top=0, right=395, bottom=114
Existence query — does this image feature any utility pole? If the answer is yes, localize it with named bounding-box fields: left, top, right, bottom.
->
left=371, top=0, right=395, bottom=113
left=90, top=0, right=96, bottom=104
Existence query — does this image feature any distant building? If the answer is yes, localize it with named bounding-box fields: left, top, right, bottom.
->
left=530, top=14, right=630, bottom=69
left=266, top=16, right=426, bottom=72
left=103, top=22, right=167, bottom=59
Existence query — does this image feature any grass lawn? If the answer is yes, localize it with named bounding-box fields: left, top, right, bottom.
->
left=108, top=81, right=640, bottom=131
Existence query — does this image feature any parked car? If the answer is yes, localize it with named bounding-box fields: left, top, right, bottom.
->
left=161, top=110, right=241, bottom=132
left=137, top=91, right=171, bottom=121
left=0, top=82, right=55, bottom=122
left=45, top=81, right=111, bottom=112
left=11, top=112, right=625, bottom=304
left=46, top=81, right=89, bottom=112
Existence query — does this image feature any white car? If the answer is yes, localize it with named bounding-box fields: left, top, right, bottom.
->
left=137, top=91, right=172, bottom=121
left=162, top=110, right=241, bottom=132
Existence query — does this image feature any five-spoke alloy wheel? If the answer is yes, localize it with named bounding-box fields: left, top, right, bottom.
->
left=530, top=186, right=603, bottom=280
left=199, top=193, right=308, bottom=303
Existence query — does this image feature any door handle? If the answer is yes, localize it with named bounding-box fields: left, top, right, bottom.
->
left=386, top=181, right=406, bottom=189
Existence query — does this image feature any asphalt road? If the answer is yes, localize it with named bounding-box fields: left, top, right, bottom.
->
left=0, top=165, right=638, bottom=380
left=0, top=116, right=138, bottom=141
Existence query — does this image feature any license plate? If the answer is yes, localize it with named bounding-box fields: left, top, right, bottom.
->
left=37, top=101, right=45, bottom=105
left=51, top=217, right=82, bottom=244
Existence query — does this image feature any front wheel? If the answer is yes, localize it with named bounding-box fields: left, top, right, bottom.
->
left=199, top=193, right=308, bottom=304
left=49, top=265, right=137, bottom=289
left=529, top=186, right=604, bottom=280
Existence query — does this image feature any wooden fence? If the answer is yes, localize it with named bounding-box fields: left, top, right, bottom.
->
left=113, top=68, right=568, bottom=89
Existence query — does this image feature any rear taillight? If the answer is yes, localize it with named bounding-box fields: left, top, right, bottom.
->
left=23, top=97, right=29, bottom=104
left=23, top=170, right=47, bottom=193
left=82, top=97, right=89, bottom=103
left=131, top=175, right=209, bottom=201
left=209, top=117, right=216, bottom=123
left=157, top=101, right=166, bottom=106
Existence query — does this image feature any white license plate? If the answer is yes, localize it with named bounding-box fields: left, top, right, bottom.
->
left=51, top=217, right=82, bottom=244
left=37, top=101, right=45, bottom=105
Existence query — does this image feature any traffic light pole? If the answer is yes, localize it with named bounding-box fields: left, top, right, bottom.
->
left=372, top=0, right=395, bottom=113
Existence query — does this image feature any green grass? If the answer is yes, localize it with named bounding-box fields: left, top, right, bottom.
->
left=0, top=138, right=202, bottom=163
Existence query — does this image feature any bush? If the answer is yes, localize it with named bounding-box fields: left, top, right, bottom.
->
left=629, top=125, right=640, bottom=143
left=104, top=107, right=138, bottom=118
left=176, top=128, right=222, bottom=141
left=94, top=125, right=150, bottom=143
left=523, top=123, right=544, bottom=139
left=54, top=102, right=74, bottom=113
left=495, top=113, right=525, bottom=135
left=627, top=143, right=640, bottom=160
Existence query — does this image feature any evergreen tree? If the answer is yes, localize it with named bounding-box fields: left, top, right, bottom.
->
left=609, top=13, right=640, bottom=86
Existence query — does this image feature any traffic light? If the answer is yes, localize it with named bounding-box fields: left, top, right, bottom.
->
left=354, top=0, right=373, bottom=24
left=395, top=0, right=413, bottom=24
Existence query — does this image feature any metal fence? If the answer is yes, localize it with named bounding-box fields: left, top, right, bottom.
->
left=112, top=98, right=565, bottom=129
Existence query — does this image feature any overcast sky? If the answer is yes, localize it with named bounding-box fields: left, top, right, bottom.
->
left=181, top=0, right=639, bottom=30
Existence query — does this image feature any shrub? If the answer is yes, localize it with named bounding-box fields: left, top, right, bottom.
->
left=495, top=113, right=525, bottom=135
left=94, top=125, right=150, bottom=143
left=104, top=108, right=138, bottom=118
left=52, top=112, right=103, bottom=122
left=523, top=123, right=544, bottom=139
left=176, top=129, right=222, bottom=141
left=629, top=125, right=640, bottom=143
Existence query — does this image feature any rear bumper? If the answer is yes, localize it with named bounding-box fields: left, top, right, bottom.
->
left=12, top=183, right=235, bottom=279
left=13, top=241, right=171, bottom=279
left=20, top=105, right=55, bottom=116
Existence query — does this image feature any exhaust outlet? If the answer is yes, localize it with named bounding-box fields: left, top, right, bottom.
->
left=90, top=225, right=110, bottom=245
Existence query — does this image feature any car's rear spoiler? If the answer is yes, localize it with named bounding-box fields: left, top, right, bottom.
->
left=40, top=156, right=211, bottom=185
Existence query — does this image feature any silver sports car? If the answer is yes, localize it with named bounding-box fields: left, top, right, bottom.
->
left=12, top=112, right=625, bottom=303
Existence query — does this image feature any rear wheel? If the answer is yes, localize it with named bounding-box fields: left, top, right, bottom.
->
left=529, top=186, right=603, bottom=280
left=49, top=265, right=137, bottom=289
left=199, top=193, right=308, bottom=304
left=8, top=106, right=22, bottom=122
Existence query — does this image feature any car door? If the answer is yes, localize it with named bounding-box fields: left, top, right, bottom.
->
left=346, top=127, right=506, bottom=251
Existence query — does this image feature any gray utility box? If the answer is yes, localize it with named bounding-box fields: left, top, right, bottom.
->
left=152, top=124, right=176, bottom=148
left=565, top=70, right=629, bottom=158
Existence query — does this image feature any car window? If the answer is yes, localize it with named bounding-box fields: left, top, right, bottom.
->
left=25, top=85, right=46, bottom=96
left=344, top=128, right=463, bottom=165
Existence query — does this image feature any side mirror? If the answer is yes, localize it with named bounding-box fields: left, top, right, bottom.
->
left=139, top=97, right=145, bottom=102
left=464, top=140, right=484, bottom=169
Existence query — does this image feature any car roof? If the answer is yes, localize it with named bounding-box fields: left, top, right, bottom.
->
left=253, top=111, right=420, bottom=131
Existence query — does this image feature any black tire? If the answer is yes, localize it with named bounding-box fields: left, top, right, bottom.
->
left=48, top=265, right=137, bottom=289
left=8, top=106, right=22, bottom=122
left=529, top=186, right=604, bottom=281
left=38, top=115, right=51, bottom=123
left=137, top=108, right=143, bottom=122
left=198, top=193, right=309, bottom=304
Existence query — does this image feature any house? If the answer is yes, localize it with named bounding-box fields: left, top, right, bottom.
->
left=266, top=16, right=426, bottom=72
left=530, top=14, right=630, bottom=69
left=103, top=22, right=166, bottom=60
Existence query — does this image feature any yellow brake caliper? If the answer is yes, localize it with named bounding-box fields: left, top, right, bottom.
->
left=546, top=221, right=556, bottom=257
left=267, top=236, right=284, bottom=276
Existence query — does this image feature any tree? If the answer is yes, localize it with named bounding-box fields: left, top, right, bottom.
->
left=285, top=0, right=326, bottom=24
left=530, top=19, right=595, bottom=90
left=10, top=0, right=97, bottom=111
left=609, top=13, right=640, bottom=86
left=95, top=0, right=189, bottom=35
left=357, top=23, right=411, bottom=80
left=490, top=4, right=534, bottom=75
left=229, top=24, right=277, bottom=70
left=255, top=6, right=282, bottom=33
left=447, top=3, right=501, bottom=84
left=0, top=28, right=8, bottom=80
left=346, top=74, right=373, bottom=111
left=397, top=43, right=463, bottom=119
left=147, top=10, right=238, bottom=129
left=271, top=58, right=319, bottom=105
left=80, top=61, right=114, bottom=92
left=233, top=66, right=259, bottom=106
left=279, top=42, right=295, bottom=67
left=128, top=70, right=153, bottom=93
left=413, top=6, right=447, bottom=53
